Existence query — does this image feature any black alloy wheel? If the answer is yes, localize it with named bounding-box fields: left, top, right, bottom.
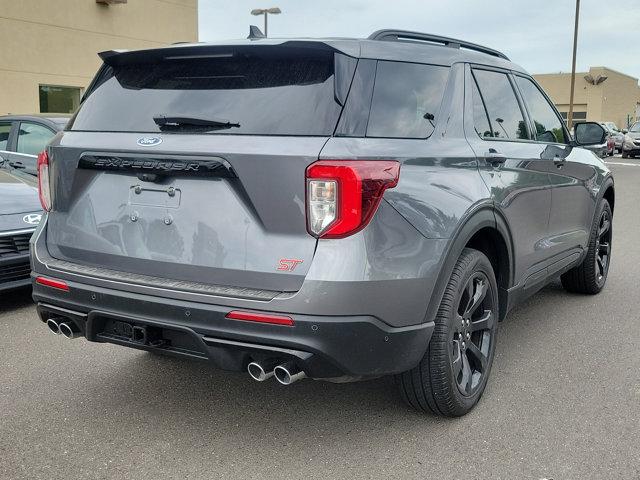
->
left=452, top=272, right=495, bottom=396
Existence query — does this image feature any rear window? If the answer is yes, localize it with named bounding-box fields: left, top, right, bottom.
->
left=366, top=61, right=450, bottom=139
left=70, top=47, right=345, bottom=136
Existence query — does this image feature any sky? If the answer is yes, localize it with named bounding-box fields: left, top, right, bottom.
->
left=198, top=0, right=639, bottom=79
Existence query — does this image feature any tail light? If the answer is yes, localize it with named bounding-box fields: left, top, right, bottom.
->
left=37, top=150, right=51, bottom=211
left=306, top=160, right=400, bottom=238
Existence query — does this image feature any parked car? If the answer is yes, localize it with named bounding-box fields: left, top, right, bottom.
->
left=0, top=161, right=42, bottom=291
left=602, top=121, right=624, bottom=153
left=0, top=114, right=69, bottom=175
left=621, top=121, right=640, bottom=158
left=31, top=30, right=614, bottom=417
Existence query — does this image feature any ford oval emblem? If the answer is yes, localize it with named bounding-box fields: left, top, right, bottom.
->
left=137, top=136, right=163, bottom=147
left=23, top=213, right=42, bottom=225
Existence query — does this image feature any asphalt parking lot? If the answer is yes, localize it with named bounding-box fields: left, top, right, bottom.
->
left=1, top=157, right=639, bottom=480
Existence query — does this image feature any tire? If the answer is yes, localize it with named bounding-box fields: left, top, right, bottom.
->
left=561, top=199, right=612, bottom=294
left=622, top=149, right=629, bottom=159
left=397, top=248, right=499, bottom=417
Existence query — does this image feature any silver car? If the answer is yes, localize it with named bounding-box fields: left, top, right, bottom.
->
left=30, top=30, right=614, bottom=416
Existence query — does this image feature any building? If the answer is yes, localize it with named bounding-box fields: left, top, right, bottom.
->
left=534, top=67, right=640, bottom=129
left=0, top=0, right=198, bottom=115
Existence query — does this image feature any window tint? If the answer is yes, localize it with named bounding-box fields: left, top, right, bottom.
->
left=16, top=123, right=55, bottom=156
left=515, top=76, right=567, bottom=144
left=0, top=123, right=11, bottom=150
left=473, top=69, right=529, bottom=141
left=471, top=78, right=492, bottom=139
left=71, top=48, right=345, bottom=136
left=39, top=85, right=82, bottom=114
left=367, top=61, right=449, bottom=138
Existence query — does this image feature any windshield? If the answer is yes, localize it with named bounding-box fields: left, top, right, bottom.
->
left=70, top=47, right=347, bottom=136
left=605, top=122, right=619, bottom=131
left=630, top=122, right=640, bottom=133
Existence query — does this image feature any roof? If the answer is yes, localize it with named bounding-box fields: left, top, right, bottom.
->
left=0, top=114, right=70, bottom=129
left=99, top=30, right=527, bottom=74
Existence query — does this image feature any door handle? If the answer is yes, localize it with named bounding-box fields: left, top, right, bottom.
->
left=485, top=149, right=506, bottom=166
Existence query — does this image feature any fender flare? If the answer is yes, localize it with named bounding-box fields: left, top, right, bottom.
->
left=422, top=205, right=514, bottom=325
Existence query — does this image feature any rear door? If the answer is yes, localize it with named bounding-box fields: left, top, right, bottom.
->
left=8, top=121, right=57, bottom=175
left=464, top=66, right=552, bottom=290
left=45, top=44, right=355, bottom=294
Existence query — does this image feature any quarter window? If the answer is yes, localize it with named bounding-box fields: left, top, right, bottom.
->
left=16, top=123, right=55, bottom=156
left=515, top=76, right=567, bottom=144
left=472, top=69, right=530, bottom=141
left=367, top=61, right=450, bottom=139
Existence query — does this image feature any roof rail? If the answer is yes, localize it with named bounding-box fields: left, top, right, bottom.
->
left=368, top=29, right=509, bottom=61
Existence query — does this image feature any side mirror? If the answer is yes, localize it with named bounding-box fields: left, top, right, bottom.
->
left=622, top=129, right=628, bottom=134
left=574, top=122, right=606, bottom=146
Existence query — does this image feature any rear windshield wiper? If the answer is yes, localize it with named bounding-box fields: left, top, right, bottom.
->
left=153, top=115, right=240, bottom=131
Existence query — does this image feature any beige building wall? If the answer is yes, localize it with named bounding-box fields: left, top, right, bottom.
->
left=534, top=67, right=640, bottom=129
left=0, top=0, right=198, bottom=114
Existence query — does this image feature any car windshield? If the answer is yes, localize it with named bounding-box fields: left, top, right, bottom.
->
left=605, top=122, right=619, bottom=131
left=630, top=123, right=640, bottom=133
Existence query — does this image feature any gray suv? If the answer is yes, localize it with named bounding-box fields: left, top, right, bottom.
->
left=31, top=30, right=614, bottom=416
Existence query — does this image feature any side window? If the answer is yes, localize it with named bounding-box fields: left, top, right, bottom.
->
left=515, top=76, right=567, bottom=144
left=0, top=122, right=11, bottom=150
left=16, top=122, right=55, bottom=156
left=473, top=69, right=530, bottom=141
left=471, top=78, right=493, bottom=139
left=367, top=61, right=450, bottom=139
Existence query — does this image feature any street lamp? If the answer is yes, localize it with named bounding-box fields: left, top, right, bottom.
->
left=251, top=7, right=281, bottom=37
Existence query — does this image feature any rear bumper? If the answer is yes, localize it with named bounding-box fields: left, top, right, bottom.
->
left=0, top=254, right=31, bottom=291
left=32, top=277, right=433, bottom=380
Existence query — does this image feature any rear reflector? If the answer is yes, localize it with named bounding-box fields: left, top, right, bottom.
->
left=225, top=310, right=294, bottom=326
left=35, top=276, right=69, bottom=291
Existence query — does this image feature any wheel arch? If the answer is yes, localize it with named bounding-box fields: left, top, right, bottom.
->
left=602, top=180, right=615, bottom=214
left=423, top=206, right=514, bottom=325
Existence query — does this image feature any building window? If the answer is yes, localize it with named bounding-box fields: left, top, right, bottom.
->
left=559, top=111, right=587, bottom=120
left=39, top=85, right=82, bottom=114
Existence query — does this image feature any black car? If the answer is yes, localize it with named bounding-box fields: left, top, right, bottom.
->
left=0, top=114, right=69, bottom=176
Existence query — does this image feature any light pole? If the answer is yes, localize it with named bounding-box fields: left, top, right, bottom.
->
left=251, top=7, right=281, bottom=37
left=567, top=0, right=580, bottom=130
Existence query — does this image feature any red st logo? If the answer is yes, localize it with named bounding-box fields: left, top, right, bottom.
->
left=277, top=259, right=303, bottom=272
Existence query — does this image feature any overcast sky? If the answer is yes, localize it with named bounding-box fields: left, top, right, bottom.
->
left=198, top=0, right=638, bottom=79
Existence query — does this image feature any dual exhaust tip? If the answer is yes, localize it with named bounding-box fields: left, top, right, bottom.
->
left=247, top=359, right=306, bottom=385
left=45, top=317, right=81, bottom=339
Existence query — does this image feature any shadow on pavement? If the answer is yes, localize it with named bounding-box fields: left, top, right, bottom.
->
left=0, top=286, right=33, bottom=313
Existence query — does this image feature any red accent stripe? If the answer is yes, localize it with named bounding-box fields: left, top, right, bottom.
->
left=35, top=276, right=69, bottom=291
left=225, top=310, right=294, bottom=326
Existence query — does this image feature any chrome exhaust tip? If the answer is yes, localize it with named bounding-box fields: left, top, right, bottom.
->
left=274, top=362, right=306, bottom=385
left=59, top=322, right=81, bottom=339
left=247, top=359, right=279, bottom=382
left=46, top=318, right=61, bottom=335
